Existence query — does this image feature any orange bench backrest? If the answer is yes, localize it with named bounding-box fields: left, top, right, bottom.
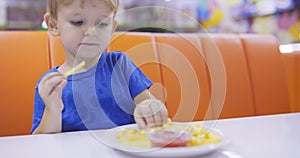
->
left=48, top=33, right=65, bottom=68
left=154, top=33, right=211, bottom=122
left=241, top=34, right=290, bottom=115
left=0, top=31, right=49, bottom=136
left=201, top=34, right=255, bottom=119
left=282, top=51, right=300, bottom=112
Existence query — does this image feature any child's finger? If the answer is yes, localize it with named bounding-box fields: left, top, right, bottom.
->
left=51, top=79, right=67, bottom=95
left=160, top=106, right=169, bottom=123
left=134, top=112, right=147, bottom=129
left=40, top=72, right=65, bottom=85
left=143, top=109, right=156, bottom=128
left=136, top=117, right=147, bottom=130
left=44, top=78, right=65, bottom=94
left=39, top=75, right=66, bottom=97
left=151, top=103, right=163, bottom=126
left=153, top=112, right=162, bottom=127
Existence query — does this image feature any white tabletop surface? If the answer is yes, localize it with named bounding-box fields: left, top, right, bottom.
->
left=1, top=112, right=299, bottom=158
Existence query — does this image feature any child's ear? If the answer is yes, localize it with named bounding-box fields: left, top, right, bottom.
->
left=112, top=19, right=118, bottom=32
left=44, top=13, right=59, bottom=36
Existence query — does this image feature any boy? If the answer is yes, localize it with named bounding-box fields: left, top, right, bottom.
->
left=31, top=0, right=168, bottom=134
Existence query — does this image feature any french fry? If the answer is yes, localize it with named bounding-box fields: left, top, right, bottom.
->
left=63, top=61, right=86, bottom=77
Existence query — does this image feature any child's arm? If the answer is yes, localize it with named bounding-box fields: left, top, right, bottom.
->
left=133, top=89, right=168, bottom=129
left=32, top=72, right=67, bottom=134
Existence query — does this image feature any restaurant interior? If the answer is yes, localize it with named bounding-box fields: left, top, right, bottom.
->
left=0, top=0, right=300, bottom=44
left=0, top=0, right=299, bottom=158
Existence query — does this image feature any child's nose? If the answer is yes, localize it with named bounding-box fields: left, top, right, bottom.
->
left=84, top=26, right=97, bottom=36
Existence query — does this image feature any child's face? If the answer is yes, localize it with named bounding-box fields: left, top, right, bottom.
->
left=55, top=0, right=116, bottom=60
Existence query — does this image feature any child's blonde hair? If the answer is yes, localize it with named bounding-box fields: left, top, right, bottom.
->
left=47, top=0, right=119, bottom=19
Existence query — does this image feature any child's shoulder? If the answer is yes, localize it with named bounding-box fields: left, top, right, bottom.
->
left=105, top=51, right=126, bottom=58
left=103, top=51, right=129, bottom=62
left=35, top=67, right=58, bottom=88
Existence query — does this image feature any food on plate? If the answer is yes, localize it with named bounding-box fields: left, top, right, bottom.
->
left=147, top=128, right=192, bottom=147
left=116, top=123, right=221, bottom=148
left=116, top=129, right=151, bottom=147
left=187, top=124, right=221, bottom=146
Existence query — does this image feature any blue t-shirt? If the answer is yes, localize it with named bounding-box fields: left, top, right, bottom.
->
left=31, top=52, right=153, bottom=133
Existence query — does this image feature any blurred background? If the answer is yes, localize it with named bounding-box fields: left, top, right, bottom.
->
left=0, top=0, right=299, bottom=44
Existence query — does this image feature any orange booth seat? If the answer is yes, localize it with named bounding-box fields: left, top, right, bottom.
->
left=0, top=31, right=296, bottom=137
left=0, top=31, right=50, bottom=136
left=282, top=50, right=300, bottom=112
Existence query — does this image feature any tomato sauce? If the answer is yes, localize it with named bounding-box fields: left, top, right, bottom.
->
left=147, top=129, right=192, bottom=147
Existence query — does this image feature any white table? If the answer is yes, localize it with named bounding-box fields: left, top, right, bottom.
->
left=0, top=112, right=299, bottom=158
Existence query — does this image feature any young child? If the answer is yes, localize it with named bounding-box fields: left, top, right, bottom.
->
left=31, top=0, right=168, bottom=134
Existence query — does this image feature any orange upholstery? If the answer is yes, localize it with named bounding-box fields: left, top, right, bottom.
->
left=48, top=33, right=66, bottom=68
left=201, top=34, right=255, bottom=119
left=0, top=31, right=49, bottom=136
left=294, top=52, right=300, bottom=112
left=154, top=33, right=211, bottom=122
left=283, top=52, right=300, bottom=112
left=240, top=34, right=290, bottom=115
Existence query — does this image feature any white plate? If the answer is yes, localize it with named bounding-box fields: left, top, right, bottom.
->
left=99, top=123, right=229, bottom=158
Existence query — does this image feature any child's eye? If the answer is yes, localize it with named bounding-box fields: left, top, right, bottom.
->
left=97, top=22, right=108, bottom=28
left=70, top=20, right=84, bottom=26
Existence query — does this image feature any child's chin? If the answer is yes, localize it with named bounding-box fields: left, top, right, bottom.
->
left=77, top=47, right=102, bottom=57
left=82, top=52, right=102, bottom=59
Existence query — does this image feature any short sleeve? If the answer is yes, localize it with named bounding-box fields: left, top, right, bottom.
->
left=117, top=53, right=153, bottom=98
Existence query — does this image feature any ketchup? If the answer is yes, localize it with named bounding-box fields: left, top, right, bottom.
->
left=147, top=129, right=192, bottom=147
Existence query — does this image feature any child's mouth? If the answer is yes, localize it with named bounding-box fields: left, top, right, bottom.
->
left=80, top=43, right=99, bottom=46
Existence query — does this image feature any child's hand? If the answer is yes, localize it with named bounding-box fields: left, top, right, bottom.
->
left=38, top=72, right=67, bottom=112
left=134, top=98, right=168, bottom=130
